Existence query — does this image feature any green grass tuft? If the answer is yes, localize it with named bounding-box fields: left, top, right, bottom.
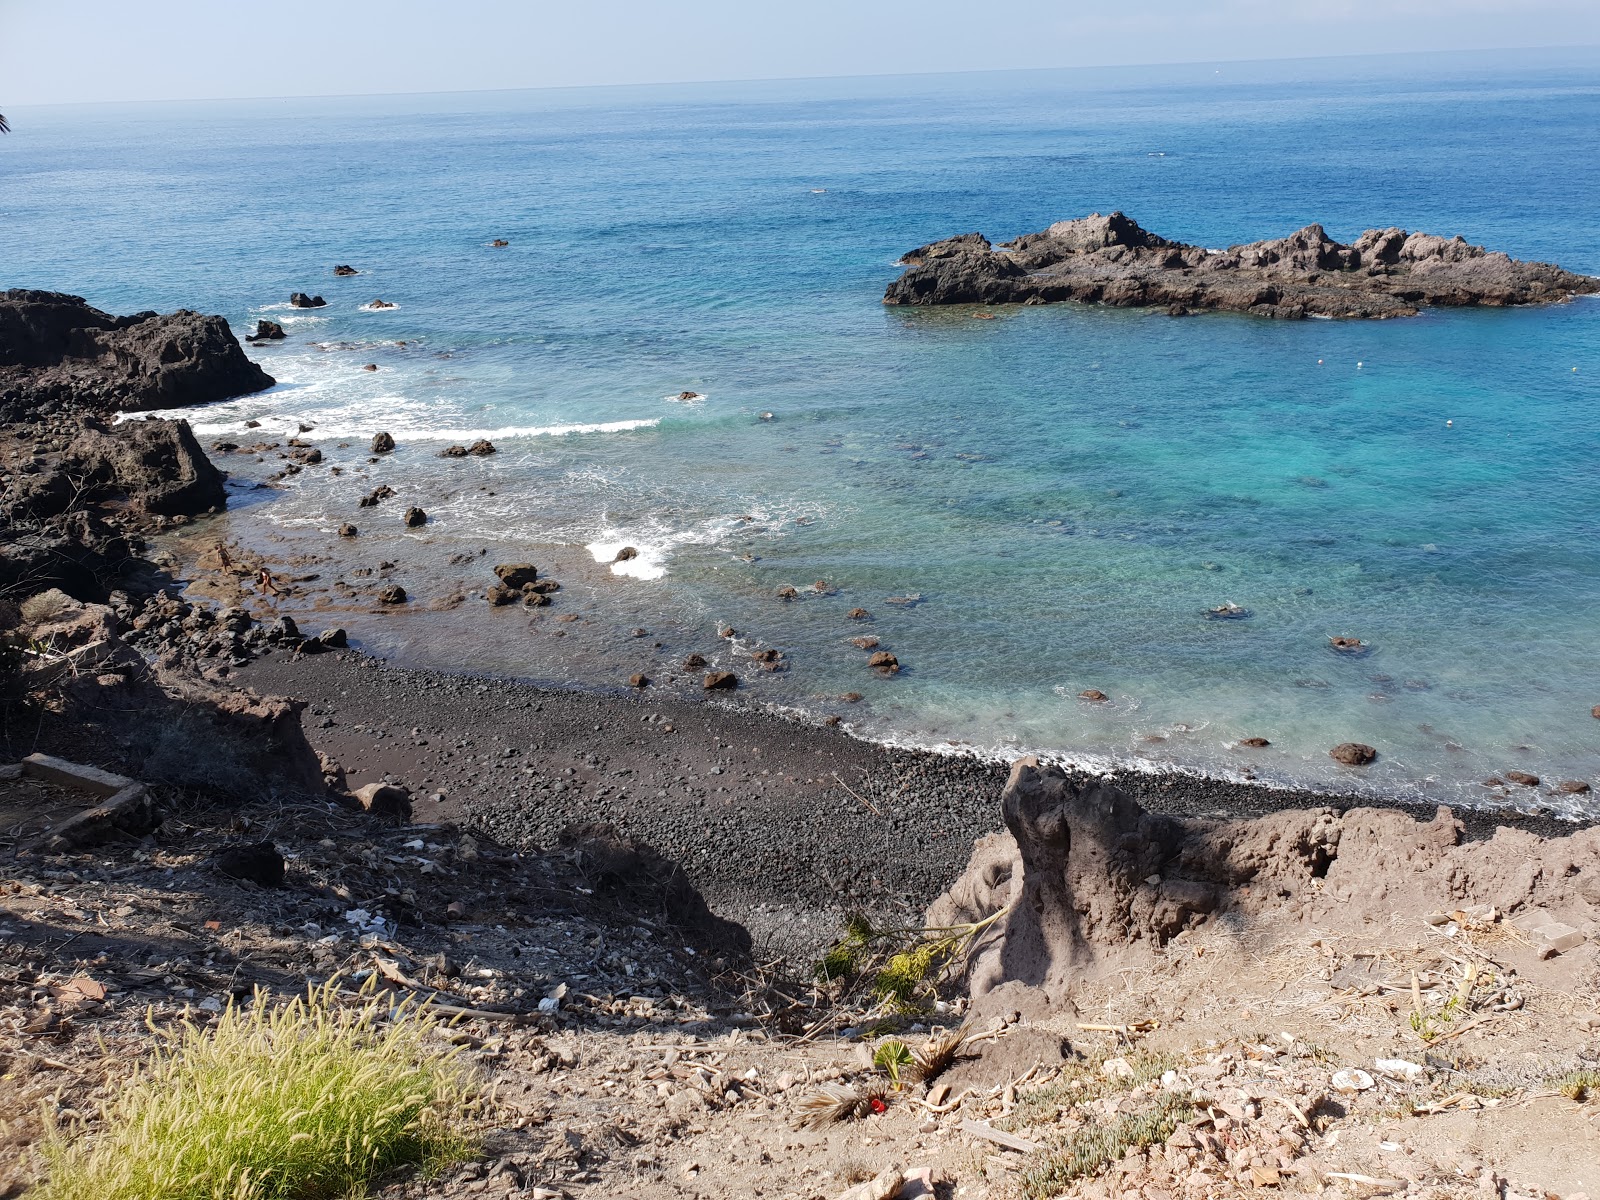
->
left=38, top=979, right=478, bottom=1200
left=1553, top=1069, right=1600, bottom=1103
left=1019, top=1091, right=1194, bottom=1199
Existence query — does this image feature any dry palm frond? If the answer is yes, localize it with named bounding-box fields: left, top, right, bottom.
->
left=795, top=1079, right=892, bottom=1129
left=910, top=1026, right=969, bottom=1084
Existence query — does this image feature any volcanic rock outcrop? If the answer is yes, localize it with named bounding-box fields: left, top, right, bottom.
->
left=0, top=289, right=274, bottom=420
left=930, top=758, right=1600, bottom=1012
left=883, top=212, right=1599, bottom=318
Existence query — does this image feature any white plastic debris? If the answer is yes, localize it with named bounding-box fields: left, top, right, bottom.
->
left=1332, top=1068, right=1375, bottom=1094
left=1375, top=1058, right=1425, bottom=1082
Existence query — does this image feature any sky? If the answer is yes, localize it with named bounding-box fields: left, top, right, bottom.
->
left=1, top=0, right=1597, bottom=106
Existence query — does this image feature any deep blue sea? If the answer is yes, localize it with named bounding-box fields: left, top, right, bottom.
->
left=5, top=49, right=1599, bottom=812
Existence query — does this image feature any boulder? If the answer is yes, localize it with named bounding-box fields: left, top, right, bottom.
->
left=1330, top=742, right=1377, bottom=766
left=333, top=264, right=358, bottom=276
left=851, top=636, right=879, bottom=650
left=486, top=584, right=519, bottom=606
left=613, top=546, right=639, bottom=563
left=520, top=589, right=551, bottom=607
left=628, top=673, right=650, bottom=688
left=1079, top=689, right=1109, bottom=702
left=1504, top=770, right=1540, bottom=787
left=848, top=608, right=870, bottom=619
left=370, top=431, right=396, bottom=454
left=702, top=670, right=738, bottom=691
left=491, top=239, right=509, bottom=247
left=314, top=628, right=348, bottom=649
left=264, top=615, right=300, bottom=642
left=0, top=289, right=274, bottom=421
left=289, top=293, right=327, bottom=308
left=440, top=444, right=469, bottom=457
left=402, top=506, right=427, bottom=528
left=1237, top=736, right=1271, bottom=748
left=682, top=653, right=707, bottom=670
left=868, top=651, right=900, bottom=673
left=246, top=320, right=286, bottom=342
left=524, top=579, right=560, bottom=594
left=1555, top=780, right=1591, bottom=795
left=358, top=484, right=395, bottom=507
left=468, top=438, right=496, bottom=456
left=776, top=586, right=799, bottom=600
left=337, top=523, right=358, bottom=538
left=494, top=563, right=539, bottom=588
left=1329, top=636, right=1368, bottom=654
left=368, top=299, right=396, bottom=309
left=377, top=584, right=407, bottom=604
left=64, top=418, right=226, bottom=517
left=353, top=781, right=411, bottom=819
left=215, top=842, right=285, bottom=887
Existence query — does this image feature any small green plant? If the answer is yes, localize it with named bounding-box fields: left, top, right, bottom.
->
left=1000, top=1050, right=1183, bottom=1133
left=813, top=907, right=1009, bottom=1015
left=1019, top=1092, right=1194, bottom=1198
left=872, top=1039, right=915, bottom=1089
left=1408, top=993, right=1462, bottom=1041
left=38, top=978, right=478, bottom=1200
left=1553, top=1069, right=1600, bottom=1102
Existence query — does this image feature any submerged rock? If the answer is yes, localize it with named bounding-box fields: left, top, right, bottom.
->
left=333, top=264, right=359, bottom=276
left=494, top=563, right=539, bottom=588
left=702, top=670, right=738, bottom=691
left=246, top=320, right=285, bottom=342
left=884, top=212, right=1600, bottom=318
left=289, top=292, right=326, bottom=308
left=402, top=506, right=427, bottom=527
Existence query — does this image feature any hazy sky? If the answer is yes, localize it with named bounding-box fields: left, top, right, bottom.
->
left=3, top=0, right=1597, bottom=105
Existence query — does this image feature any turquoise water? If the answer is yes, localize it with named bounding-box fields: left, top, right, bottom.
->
left=5, top=50, right=1599, bottom=810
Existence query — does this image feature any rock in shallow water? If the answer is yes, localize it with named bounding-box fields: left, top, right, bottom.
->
left=1330, top=742, right=1378, bottom=766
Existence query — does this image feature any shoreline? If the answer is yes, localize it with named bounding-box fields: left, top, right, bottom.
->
left=234, top=646, right=1593, bottom=956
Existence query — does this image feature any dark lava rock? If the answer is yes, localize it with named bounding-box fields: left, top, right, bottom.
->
left=883, top=212, right=1600, bottom=318
left=315, top=628, right=348, bottom=649
left=776, top=586, right=799, bottom=600
left=333, top=264, right=358, bottom=276
left=371, top=432, right=396, bottom=454
left=613, top=546, right=639, bottom=563
left=702, top=671, right=738, bottom=691
left=525, top=579, right=560, bottom=594
left=359, top=485, right=395, bottom=508
left=1079, top=689, right=1109, bottom=702
left=377, top=584, right=407, bottom=604
left=264, top=615, right=300, bottom=642
left=1238, top=737, right=1271, bottom=748
left=338, top=523, right=358, bottom=538
left=402, top=506, right=427, bottom=527
left=486, top=584, right=518, bottom=606
left=521, top=589, right=551, bottom=607
left=491, top=239, right=509, bottom=248
left=840, top=691, right=863, bottom=702
left=682, top=654, right=708, bottom=670
left=851, top=636, right=880, bottom=650
left=848, top=608, right=870, bottom=619
left=369, top=299, right=396, bottom=310
left=289, top=293, right=327, bottom=308
left=246, top=320, right=286, bottom=342
left=212, top=441, right=239, bottom=452
left=1592, top=704, right=1600, bottom=720
left=362, top=363, right=377, bottom=372
left=868, top=651, right=900, bottom=673
left=215, top=842, right=285, bottom=887
left=628, top=673, right=650, bottom=688
left=1330, top=742, right=1378, bottom=766
left=0, top=289, right=274, bottom=420
left=1504, top=770, right=1540, bottom=787
left=468, top=438, right=496, bottom=456
left=1329, top=636, right=1368, bottom=654
left=1555, top=780, right=1591, bottom=795
left=494, top=563, right=538, bottom=588
left=440, top=444, right=469, bottom=457
left=64, top=418, right=226, bottom=517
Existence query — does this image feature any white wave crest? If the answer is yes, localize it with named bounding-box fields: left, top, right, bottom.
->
left=118, top=412, right=661, bottom=443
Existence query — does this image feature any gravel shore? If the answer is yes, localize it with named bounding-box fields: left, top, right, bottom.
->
left=236, top=651, right=1586, bottom=957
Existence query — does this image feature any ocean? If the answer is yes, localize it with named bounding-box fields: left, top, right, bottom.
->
left=5, top=48, right=1598, bottom=813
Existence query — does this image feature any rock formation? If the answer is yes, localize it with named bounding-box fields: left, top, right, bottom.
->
left=0, top=289, right=274, bottom=420
left=930, top=758, right=1600, bottom=1012
left=883, top=213, right=1599, bottom=318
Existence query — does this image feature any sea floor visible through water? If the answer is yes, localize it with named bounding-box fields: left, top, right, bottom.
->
left=7, top=47, right=1599, bottom=812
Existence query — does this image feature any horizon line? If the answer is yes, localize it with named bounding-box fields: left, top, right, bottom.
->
left=8, top=41, right=1597, bottom=112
